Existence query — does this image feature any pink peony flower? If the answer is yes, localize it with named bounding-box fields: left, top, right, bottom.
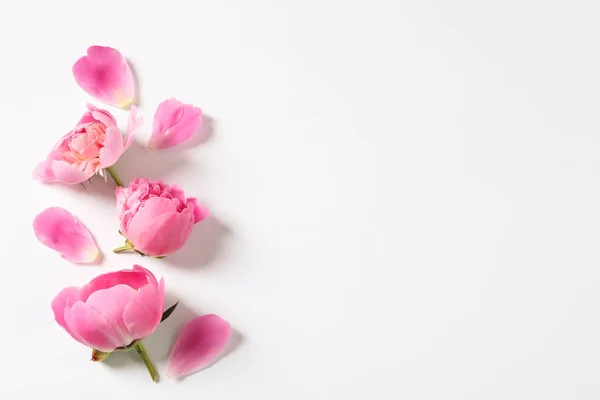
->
left=115, top=178, right=210, bottom=257
left=34, top=104, right=141, bottom=185
left=51, top=265, right=165, bottom=381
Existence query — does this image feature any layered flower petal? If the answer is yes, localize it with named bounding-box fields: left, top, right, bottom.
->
left=33, top=207, right=99, bottom=263
left=122, top=279, right=165, bottom=339
left=51, top=286, right=81, bottom=334
left=148, top=98, right=202, bottom=150
left=65, top=301, right=125, bottom=352
left=99, top=126, right=125, bottom=167
left=80, top=267, right=155, bottom=301
left=72, top=46, right=134, bottom=108
left=167, top=314, right=231, bottom=378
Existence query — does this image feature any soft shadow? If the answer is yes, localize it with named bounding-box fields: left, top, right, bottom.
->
left=54, top=174, right=118, bottom=200
left=165, top=214, right=232, bottom=269
left=102, top=349, right=139, bottom=369
left=126, top=58, right=141, bottom=108
left=184, top=114, right=215, bottom=148
left=115, top=140, right=193, bottom=182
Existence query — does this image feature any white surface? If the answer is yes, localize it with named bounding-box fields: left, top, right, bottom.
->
left=0, top=0, right=599, bottom=398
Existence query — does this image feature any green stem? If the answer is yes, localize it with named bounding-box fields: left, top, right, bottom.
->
left=134, top=341, right=158, bottom=382
left=113, top=244, right=132, bottom=253
left=106, top=166, right=124, bottom=187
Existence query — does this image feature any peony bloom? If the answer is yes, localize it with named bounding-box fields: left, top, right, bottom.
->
left=51, top=265, right=164, bottom=381
left=34, top=104, right=141, bottom=185
left=148, top=98, right=202, bottom=151
left=114, top=178, right=210, bottom=257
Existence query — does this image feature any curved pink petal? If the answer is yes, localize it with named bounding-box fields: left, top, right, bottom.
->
left=51, top=286, right=81, bottom=336
left=148, top=98, right=202, bottom=150
left=80, top=268, right=154, bottom=301
left=34, top=159, right=57, bottom=182
left=99, top=126, right=124, bottom=167
left=64, top=301, right=125, bottom=352
left=125, top=105, right=142, bottom=149
left=33, top=207, right=99, bottom=263
left=51, top=160, right=95, bottom=184
left=167, top=314, right=231, bottom=378
left=187, top=198, right=210, bottom=223
left=72, top=46, right=134, bottom=108
left=128, top=208, right=194, bottom=257
left=85, top=284, right=137, bottom=345
left=122, top=278, right=164, bottom=339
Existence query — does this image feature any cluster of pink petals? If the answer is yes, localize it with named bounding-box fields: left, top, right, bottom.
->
left=35, top=45, right=231, bottom=382
left=34, top=104, right=141, bottom=184
left=116, top=177, right=210, bottom=257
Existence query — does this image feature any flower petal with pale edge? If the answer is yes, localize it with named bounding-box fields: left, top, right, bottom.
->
left=33, top=207, right=99, bottom=263
left=72, top=46, right=134, bottom=108
left=166, top=314, right=231, bottom=378
left=148, top=98, right=202, bottom=150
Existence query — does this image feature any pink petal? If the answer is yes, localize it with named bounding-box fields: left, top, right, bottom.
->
left=80, top=267, right=156, bottom=301
left=51, top=286, right=82, bottom=339
left=187, top=198, right=210, bottom=223
left=34, top=159, right=57, bottom=182
left=99, top=126, right=124, bottom=167
left=128, top=208, right=194, bottom=257
left=64, top=301, right=125, bottom=352
left=85, top=284, right=137, bottom=345
left=72, top=46, right=134, bottom=108
left=51, top=160, right=95, bottom=184
left=167, top=314, right=231, bottom=378
left=148, top=98, right=202, bottom=150
left=122, top=278, right=165, bottom=339
left=125, top=105, right=142, bottom=149
left=33, top=207, right=99, bottom=263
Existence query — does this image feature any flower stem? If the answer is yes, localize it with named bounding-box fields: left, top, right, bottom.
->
left=113, top=244, right=132, bottom=253
left=106, top=166, right=124, bottom=187
left=134, top=341, right=158, bottom=382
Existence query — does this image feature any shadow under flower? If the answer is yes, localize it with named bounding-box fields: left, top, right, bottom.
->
left=163, top=214, right=232, bottom=269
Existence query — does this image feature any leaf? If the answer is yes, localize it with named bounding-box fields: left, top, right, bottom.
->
left=161, top=301, right=179, bottom=322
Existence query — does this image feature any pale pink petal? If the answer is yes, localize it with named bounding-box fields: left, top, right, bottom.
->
left=99, top=126, right=124, bottom=167
left=51, top=160, right=95, bottom=184
left=34, top=159, right=57, bottom=182
left=122, top=279, right=164, bottom=339
left=85, top=284, right=137, bottom=345
left=148, top=99, right=202, bottom=150
left=64, top=301, right=125, bottom=352
left=51, top=286, right=81, bottom=337
left=33, top=207, right=99, bottom=263
left=125, top=105, right=142, bottom=149
left=167, top=314, right=231, bottom=378
left=73, top=46, right=134, bottom=108
left=187, top=198, right=210, bottom=223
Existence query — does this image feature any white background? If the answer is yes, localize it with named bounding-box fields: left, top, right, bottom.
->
left=0, top=0, right=599, bottom=398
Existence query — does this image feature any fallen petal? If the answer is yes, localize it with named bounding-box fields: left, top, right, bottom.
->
left=72, top=46, right=134, bottom=108
left=33, top=207, right=100, bottom=263
left=148, top=98, right=202, bottom=150
left=166, top=314, right=231, bottom=378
